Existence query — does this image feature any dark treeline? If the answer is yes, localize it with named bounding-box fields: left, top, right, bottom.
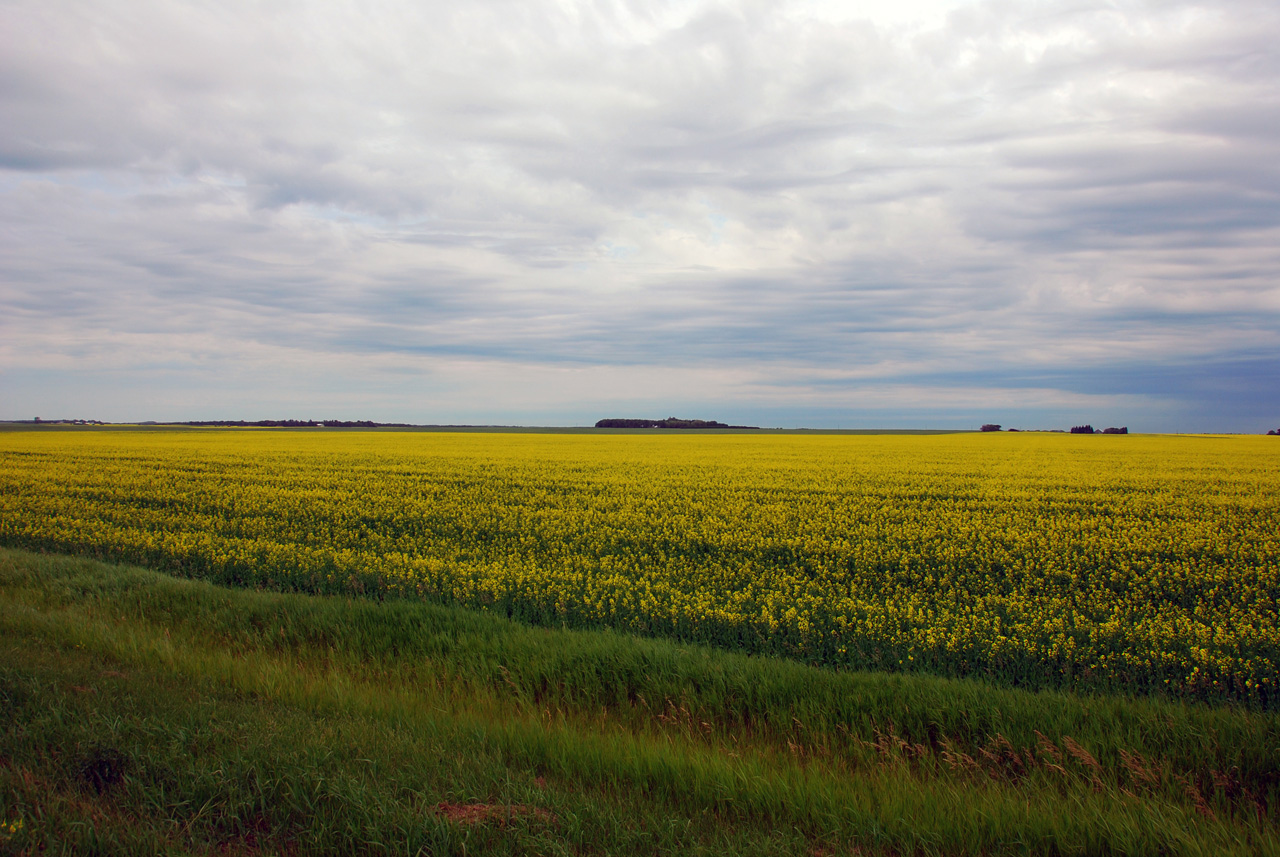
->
left=1070, top=425, right=1129, bottom=434
left=595, top=417, right=760, bottom=430
left=983, top=424, right=1128, bottom=434
left=177, top=419, right=413, bottom=428
left=24, top=418, right=107, bottom=425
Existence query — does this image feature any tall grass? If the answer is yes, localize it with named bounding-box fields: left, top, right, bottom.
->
left=3, top=547, right=1278, bottom=855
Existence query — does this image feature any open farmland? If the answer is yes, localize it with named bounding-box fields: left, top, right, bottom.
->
left=4, top=427, right=1280, bottom=854
left=2, top=428, right=1277, bottom=707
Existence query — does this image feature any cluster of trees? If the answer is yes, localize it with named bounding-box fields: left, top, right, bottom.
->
left=1071, top=425, right=1129, bottom=434
left=595, top=417, right=759, bottom=430
left=27, top=418, right=106, bottom=425
left=982, top=424, right=1128, bottom=434
left=181, top=419, right=322, bottom=427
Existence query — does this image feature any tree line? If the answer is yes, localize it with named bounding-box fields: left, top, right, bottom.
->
left=595, top=417, right=760, bottom=430
left=981, top=424, right=1128, bottom=434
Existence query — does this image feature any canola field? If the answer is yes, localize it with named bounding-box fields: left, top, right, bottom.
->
left=1, top=428, right=1277, bottom=706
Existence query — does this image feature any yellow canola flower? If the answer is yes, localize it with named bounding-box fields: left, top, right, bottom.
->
left=0, top=429, right=1277, bottom=705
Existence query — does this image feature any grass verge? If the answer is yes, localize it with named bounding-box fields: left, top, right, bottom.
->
left=2, top=546, right=1277, bottom=855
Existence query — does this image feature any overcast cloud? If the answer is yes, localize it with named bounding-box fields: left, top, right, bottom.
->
left=2, top=0, right=1277, bottom=430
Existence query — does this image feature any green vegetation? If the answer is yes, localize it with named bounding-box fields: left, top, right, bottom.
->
left=2, top=547, right=1278, bottom=855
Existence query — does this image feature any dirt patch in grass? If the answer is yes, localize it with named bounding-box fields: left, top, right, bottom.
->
left=215, top=814, right=295, bottom=857
left=434, top=802, right=557, bottom=827
left=79, top=745, right=129, bottom=794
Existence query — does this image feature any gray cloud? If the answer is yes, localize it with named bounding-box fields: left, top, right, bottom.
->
left=2, top=0, right=1278, bottom=429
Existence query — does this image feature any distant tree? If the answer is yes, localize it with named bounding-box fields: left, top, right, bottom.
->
left=596, top=419, right=659, bottom=428
left=322, top=419, right=377, bottom=428
left=596, top=417, right=757, bottom=429
left=1101, top=427, right=1128, bottom=434
left=1070, top=425, right=1095, bottom=434
left=980, top=424, right=1002, bottom=432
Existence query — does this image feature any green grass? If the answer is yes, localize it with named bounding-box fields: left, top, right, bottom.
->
left=2, top=546, right=1278, bottom=855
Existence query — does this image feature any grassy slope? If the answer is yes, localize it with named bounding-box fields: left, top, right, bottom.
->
left=1, top=547, right=1277, bottom=856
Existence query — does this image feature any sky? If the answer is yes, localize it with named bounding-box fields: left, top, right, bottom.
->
left=2, top=0, right=1278, bottom=431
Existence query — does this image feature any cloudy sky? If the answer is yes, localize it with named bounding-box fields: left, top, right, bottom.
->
left=2, top=0, right=1277, bottom=430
